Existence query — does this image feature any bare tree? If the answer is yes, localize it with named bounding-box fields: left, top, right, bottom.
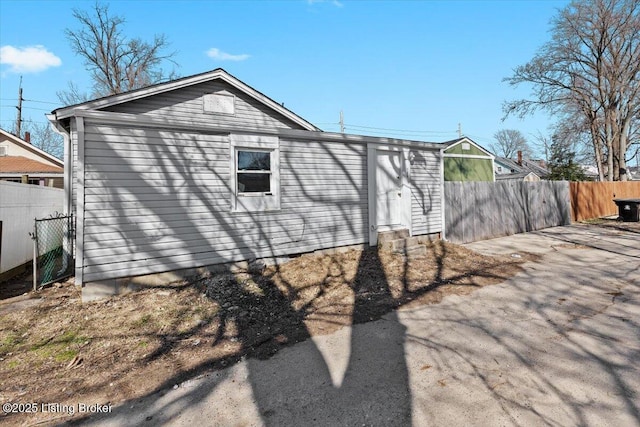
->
left=12, top=120, right=63, bottom=159
left=58, top=1, right=177, bottom=104
left=56, top=81, right=90, bottom=106
left=503, top=0, right=640, bottom=181
left=490, top=129, right=532, bottom=159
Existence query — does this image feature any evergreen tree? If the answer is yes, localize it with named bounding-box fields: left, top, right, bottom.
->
left=547, top=136, right=589, bottom=181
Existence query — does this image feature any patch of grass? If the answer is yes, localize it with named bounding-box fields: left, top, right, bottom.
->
left=0, top=333, right=23, bottom=355
left=133, top=314, right=153, bottom=327
left=55, top=349, right=78, bottom=363
left=29, top=330, right=86, bottom=361
left=6, top=360, right=19, bottom=369
left=581, top=218, right=606, bottom=224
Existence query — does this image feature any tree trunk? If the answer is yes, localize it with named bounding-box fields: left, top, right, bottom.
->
left=591, top=123, right=605, bottom=182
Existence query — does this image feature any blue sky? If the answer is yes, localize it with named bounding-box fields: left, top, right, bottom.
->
left=0, top=0, right=569, bottom=157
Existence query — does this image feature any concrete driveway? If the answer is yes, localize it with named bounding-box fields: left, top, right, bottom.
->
left=83, top=224, right=640, bottom=427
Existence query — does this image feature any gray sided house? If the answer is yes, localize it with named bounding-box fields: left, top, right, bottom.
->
left=49, top=69, right=444, bottom=300
left=494, top=156, right=548, bottom=182
left=442, top=138, right=495, bottom=182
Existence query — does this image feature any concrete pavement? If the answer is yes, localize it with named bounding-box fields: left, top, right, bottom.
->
left=80, top=225, right=640, bottom=426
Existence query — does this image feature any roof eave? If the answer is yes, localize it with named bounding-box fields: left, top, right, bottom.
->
left=52, top=69, right=320, bottom=132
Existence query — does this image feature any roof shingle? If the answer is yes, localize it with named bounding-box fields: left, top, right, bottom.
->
left=0, top=156, right=63, bottom=173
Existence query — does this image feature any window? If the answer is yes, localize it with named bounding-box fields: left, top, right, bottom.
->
left=230, top=134, right=280, bottom=212
left=237, top=151, right=271, bottom=193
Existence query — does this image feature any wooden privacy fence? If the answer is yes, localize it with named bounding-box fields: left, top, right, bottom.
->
left=570, top=181, right=640, bottom=221
left=444, top=181, right=571, bottom=244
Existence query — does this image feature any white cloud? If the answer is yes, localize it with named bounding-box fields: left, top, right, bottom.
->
left=308, top=0, right=343, bottom=7
left=206, top=48, right=250, bottom=62
left=0, top=45, right=62, bottom=73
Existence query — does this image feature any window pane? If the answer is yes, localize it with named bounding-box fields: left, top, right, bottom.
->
left=238, top=151, right=270, bottom=171
left=238, top=173, right=271, bottom=193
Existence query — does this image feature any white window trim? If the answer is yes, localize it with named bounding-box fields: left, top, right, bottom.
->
left=230, top=134, right=280, bottom=212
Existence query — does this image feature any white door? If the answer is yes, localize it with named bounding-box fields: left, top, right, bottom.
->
left=376, top=150, right=403, bottom=229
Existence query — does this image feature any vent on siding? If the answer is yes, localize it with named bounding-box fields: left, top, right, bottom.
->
left=461, top=143, right=471, bottom=151
left=203, top=93, right=235, bottom=115
left=0, top=146, right=7, bottom=156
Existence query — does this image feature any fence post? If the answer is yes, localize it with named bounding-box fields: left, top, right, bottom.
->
left=32, top=220, right=37, bottom=292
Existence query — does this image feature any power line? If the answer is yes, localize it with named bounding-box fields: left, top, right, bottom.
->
left=24, top=99, right=60, bottom=105
left=0, top=118, right=50, bottom=124
left=344, top=123, right=458, bottom=135
left=0, top=104, right=52, bottom=112
left=0, top=98, right=59, bottom=105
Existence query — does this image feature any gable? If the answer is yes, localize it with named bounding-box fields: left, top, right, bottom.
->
left=443, top=138, right=493, bottom=158
left=102, top=79, right=307, bottom=131
left=51, top=69, right=319, bottom=132
left=495, top=158, right=522, bottom=173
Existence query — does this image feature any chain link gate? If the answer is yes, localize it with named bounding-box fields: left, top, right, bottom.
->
left=32, top=214, right=74, bottom=290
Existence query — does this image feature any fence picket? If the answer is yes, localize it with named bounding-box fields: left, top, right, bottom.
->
left=444, top=181, right=570, bottom=244
left=569, top=182, right=640, bottom=221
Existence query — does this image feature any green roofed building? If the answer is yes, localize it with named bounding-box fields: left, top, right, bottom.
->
left=442, top=137, right=495, bottom=182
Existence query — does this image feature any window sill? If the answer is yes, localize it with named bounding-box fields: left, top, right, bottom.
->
left=231, top=207, right=282, bottom=214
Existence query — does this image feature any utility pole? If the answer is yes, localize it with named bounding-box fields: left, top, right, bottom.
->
left=457, top=122, right=462, bottom=138
left=16, top=76, right=23, bottom=138
left=339, top=110, right=344, bottom=133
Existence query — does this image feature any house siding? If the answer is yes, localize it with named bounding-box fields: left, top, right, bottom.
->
left=103, top=80, right=304, bottom=131
left=409, top=149, right=442, bottom=235
left=79, top=122, right=368, bottom=282
left=71, top=121, right=78, bottom=219
left=444, top=157, right=494, bottom=182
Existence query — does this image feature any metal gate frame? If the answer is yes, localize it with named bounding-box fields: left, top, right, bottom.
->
left=32, top=213, right=74, bottom=290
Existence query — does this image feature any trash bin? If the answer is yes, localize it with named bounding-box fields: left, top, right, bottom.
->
left=613, top=198, right=640, bottom=222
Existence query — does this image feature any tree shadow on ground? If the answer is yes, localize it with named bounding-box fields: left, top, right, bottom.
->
left=245, top=246, right=411, bottom=426
left=62, top=240, right=523, bottom=426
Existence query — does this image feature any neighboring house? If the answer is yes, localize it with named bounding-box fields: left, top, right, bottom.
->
left=0, top=128, right=64, bottom=188
left=495, top=171, right=541, bottom=182
left=442, top=137, right=495, bottom=182
left=627, top=166, right=640, bottom=181
left=494, top=153, right=548, bottom=181
left=48, top=68, right=446, bottom=300
left=580, top=164, right=600, bottom=181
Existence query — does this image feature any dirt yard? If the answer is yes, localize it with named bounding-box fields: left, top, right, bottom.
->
left=0, top=241, right=535, bottom=426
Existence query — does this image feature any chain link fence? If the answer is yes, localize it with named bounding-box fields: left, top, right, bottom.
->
left=32, top=214, right=74, bottom=289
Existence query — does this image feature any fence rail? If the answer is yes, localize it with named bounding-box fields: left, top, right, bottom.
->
left=570, top=181, right=640, bottom=221
left=444, top=181, right=571, bottom=244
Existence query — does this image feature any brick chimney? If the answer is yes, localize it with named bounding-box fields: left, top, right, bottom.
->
left=517, top=150, right=522, bottom=166
left=24, top=131, right=31, bottom=144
